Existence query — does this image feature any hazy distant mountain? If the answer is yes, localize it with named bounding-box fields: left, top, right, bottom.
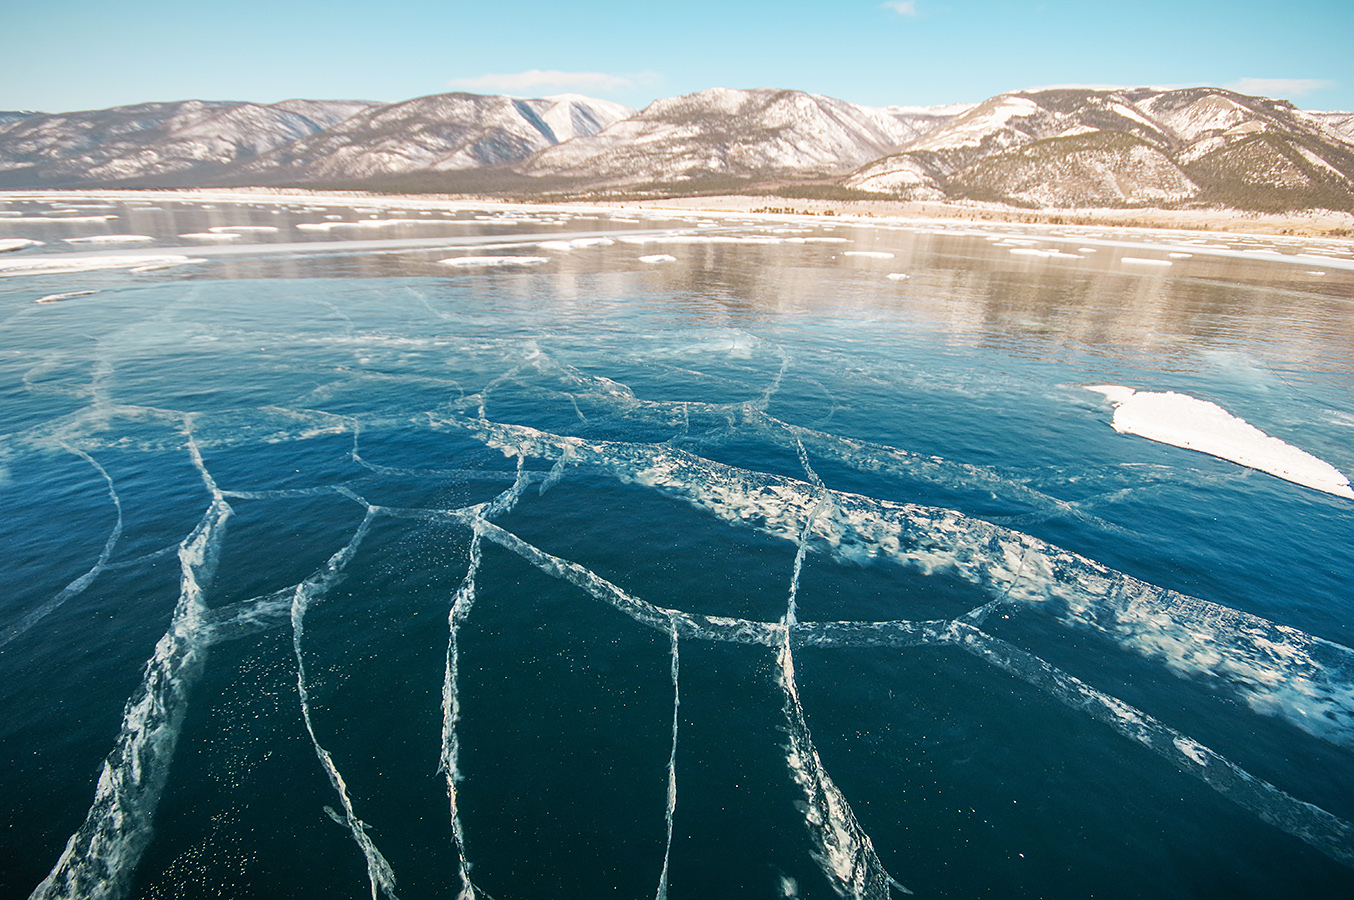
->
left=0, top=99, right=376, bottom=188
left=2, top=86, right=1351, bottom=212
left=225, top=92, right=635, bottom=186
left=267, top=99, right=378, bottom=130
left=846, top=87, right=1354, bottom=211
left=516, top=88, right=965, bottom=190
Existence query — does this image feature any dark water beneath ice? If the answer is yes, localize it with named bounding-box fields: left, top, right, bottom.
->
left=2, top=194, right=1354, bottom=899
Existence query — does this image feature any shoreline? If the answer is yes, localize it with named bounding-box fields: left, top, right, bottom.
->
left=2, top=186, right=1353, bottom=241
left=592, top=194, right=1354, bottom=238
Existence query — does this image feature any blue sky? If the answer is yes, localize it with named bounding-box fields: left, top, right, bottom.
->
left=4, top=0, right=1351, bottom=113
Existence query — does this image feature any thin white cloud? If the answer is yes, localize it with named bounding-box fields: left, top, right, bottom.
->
left=1020, top=83, right=1142, bottom=92
left=446, top=69, right=651, bottom=96
left=882, top=1, right=918, bottom=16
left=1226, top=78, right=1335, bottom=99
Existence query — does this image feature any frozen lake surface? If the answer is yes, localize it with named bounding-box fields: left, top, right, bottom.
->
left=2, top=193, right=1353, bottom=899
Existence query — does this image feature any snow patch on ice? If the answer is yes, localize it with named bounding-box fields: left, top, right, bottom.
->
left=1087, top=386, right=1354, bottom=499
left=618, top=234, right=783, bottom=246
left=438, top=256, right=550, bottom=268
left=538, top=237, right=615, bottom=251
left=36, top=290, right=99, bottom=304
left=1009, top=247, right=1084, bottom=259
left=0, top=254, right=205, bottom=277
left=296, top=219, right=427, bottom=231
left=63, top=235, right=153, bottom=244
left=639, top=254, right=677, bottom=264
left=2, top=215, right=117, bottom=223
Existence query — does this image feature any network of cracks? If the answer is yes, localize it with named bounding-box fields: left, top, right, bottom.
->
left=9, top=348, right=1354, bottom=900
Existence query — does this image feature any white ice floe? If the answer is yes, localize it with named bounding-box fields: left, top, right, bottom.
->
left=843, top=250, right=895, bottom=259
left=639, top=254, right=677, bottom=264
left=1087, top=386, right=1354, bottom=499
left=1, top=215, right=117, bottom=222
left=537, top=237, right=615, bottom=251
left=0, top=238, right=42, bottom=252
left=618, top=234, right=781, bottom=246
left=207, top=225, right=279, bottom=234
left=885, top=273, right=910, bottom=281
left=1169, top=252, right=1193, bottom=259
left=1009, top=247, right=1085, bottom=259
left=179, top=232, right=243, bottom=241
left=35, top=290, right=99, bottom=304
left=1120, top=257, right=1172, bottom=266
left=438, top=256, right=550, bottom=268
left=128, top=262, right=188, bottom=273
left=296, top=219, right=427, bottom=231
left=0, top=254, right=205, bottom=276
left=63, top=234, right=154, bottom=244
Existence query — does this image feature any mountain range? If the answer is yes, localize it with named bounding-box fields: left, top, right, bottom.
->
left=2, top=86, right=1353, bottom=212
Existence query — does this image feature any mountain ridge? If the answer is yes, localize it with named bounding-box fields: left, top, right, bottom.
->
left=845, top=87, right=1354, bottom=211
left=2, top=86, right=1352, bottom=213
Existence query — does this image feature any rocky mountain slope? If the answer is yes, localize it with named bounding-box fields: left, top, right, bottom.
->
left=2, top=86, right=1352, bottom=212
left=516, top=88, right=967, bottom=190
left=227, top=92, right=634, bottom=185
left=0, top=99, right=375, bottom=188
left=1309, top=111, right=1354, bottom=142
left=844, top=87, right=1354, bottom=211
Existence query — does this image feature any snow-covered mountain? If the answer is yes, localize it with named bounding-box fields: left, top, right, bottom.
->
left=0, top=99, right=376, bottom=188
left=517, top=88, right=960, bottom=189
left=2, top=86, right=1351, bottom=212
left=228, top=92, right=634, bottom=185
left=846, top=87, right=1354, bottom=210
left=1307, top=111, right=1354, bottom=143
